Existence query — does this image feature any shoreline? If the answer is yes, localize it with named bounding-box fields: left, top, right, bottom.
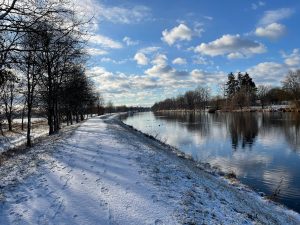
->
left=154, top=107, right=300, bottom=113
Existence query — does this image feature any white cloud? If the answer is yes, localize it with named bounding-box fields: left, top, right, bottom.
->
left=138, top=46, right=161, bottom=54
left=255, top=23, right=286, bottom=40
left=203, top=16, right=213, bottom=20
left=100, top=57, right=127, bottom=64
left=172, top=57, right=187, bottom=65
left=251, top=1, right=265, bottom=10
left=193, top=22, right=205, bottom=37
left=98, top=4, right=151, bottom=24
left=192, top=55, right=212, bottom=65
left=247, top=62, right=288, bottom=84
left=162, top=24, right=193, bottom=45
left=134, top=52, right=148, bottom=65
left=86, top=48, right=108, bottom=56
left=227, top=52, right=245, bottom=59
left=123, top=36, right=139, bottom=46
left=283, top=49, right=300, bottom=66
left=246, top=49, right=300, bottom=85
left=133, top=47, right=162, bottom=66
left=145, top=54, right=190, bottom=79
left=259, top=8, right=294, bottom=26
left=86, top=66, right=163, bottom=106
left=71, top=0, right=152, bottom=35
left=88, top=34, right=123, bottom=49
left=87, top=63, right=227, bottom=106
left=195, top=34, right=266, bottom=58
left=85, top=0, right=152, bottom=24
left=152, top=54, right=168, bottom=66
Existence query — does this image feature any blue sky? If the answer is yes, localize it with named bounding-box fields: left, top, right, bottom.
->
left=77, top=0, right=300, bottom=106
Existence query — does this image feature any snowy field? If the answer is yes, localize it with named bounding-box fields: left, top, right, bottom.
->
left=0, top=119, right=48, bottom=154
left=0, top=115, right=299, bottom=224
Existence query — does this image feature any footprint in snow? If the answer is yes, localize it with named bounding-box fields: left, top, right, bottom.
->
left=151, top=195, right=158, bottom=203
left=155, top=219, right=164, bottom=225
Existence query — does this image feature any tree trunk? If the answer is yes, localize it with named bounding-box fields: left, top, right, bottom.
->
left=21, top=104, right=25, bottom=131
left=27, top=106, right=32, bottom=147
left=76, top=113, right=79, bottom=123
left=48, top=112, right=54, bottom=135
left=8, top=116, right=12, bottom=131
left=0, top=122, right=3, bottom=136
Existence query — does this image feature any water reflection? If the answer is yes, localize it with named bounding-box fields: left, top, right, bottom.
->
left=122, top=111, right=300, bottom=212
left=228, top=113, right=258, bottom=150
left=153, top=111, right=211, bottom=136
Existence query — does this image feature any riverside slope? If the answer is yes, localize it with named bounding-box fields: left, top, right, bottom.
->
left=0, top=115, right=299, bottom=224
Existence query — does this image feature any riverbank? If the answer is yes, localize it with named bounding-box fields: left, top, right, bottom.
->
left=0, top=115, right=299, bottom=224
left=155, top=105, right=300, bottom=113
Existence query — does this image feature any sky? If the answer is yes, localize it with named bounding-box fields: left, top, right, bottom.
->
left=76, top=0, right=300, bottom=106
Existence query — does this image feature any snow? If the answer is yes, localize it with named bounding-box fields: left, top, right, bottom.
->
left=0, top=115, right=299, bottom=224
left=0, top=121, right=49, bottom=153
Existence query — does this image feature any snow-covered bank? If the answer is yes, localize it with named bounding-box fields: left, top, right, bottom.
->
left=0, top=116, right=299, bottom=224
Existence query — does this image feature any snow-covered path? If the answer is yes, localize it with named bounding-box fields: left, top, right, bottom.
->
left=0, top=116, right=299, bottom=225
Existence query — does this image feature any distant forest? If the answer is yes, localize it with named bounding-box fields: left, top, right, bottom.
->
left=152, top=70, right=300, bottom=111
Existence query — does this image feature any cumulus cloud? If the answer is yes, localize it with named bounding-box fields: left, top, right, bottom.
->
left=123, top=36, right=139, bottom=46
left=259, top=8, right=294, bottom=26
left=282, top=49, right=300, bottom=66
left=133, top=47, right=162, bottom=66
left=162, top=24, right=193, bottom=45
left=246, top=48, right=300, bottom=85
left=87, top=62, right=226, bottom=106
left=247, top=62, right=288, bottom=84
left=255, top=23, right=286, bottom=40
left=172, top=57, right=187, bottom=65
left=195, top=34, right=266, bottom=59
left=145, top=54, right=172, bottom=77
left=134, top=52, right=148, bottom=65
left=88, top=34, right=123, bottom=49
left=87, top=67, right=161, bottom=105
left=152, top=54, right=168, bottom=66
left=145, top=54, right=223, bottom=85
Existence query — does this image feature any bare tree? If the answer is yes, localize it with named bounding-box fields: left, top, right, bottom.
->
left=0, top=69, right=19, bottom=131
left=17, top=29, right=41, bottom=146
left=282, top=70, right=300, bottom=107
left=257, top=85, right=271, bottom=109
left=0, top=0, right=18, bottom=20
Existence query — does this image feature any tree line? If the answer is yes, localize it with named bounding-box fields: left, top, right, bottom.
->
left=152, top=86, right=210, bottom=111
left=152, top=70, right=300, bottom=111
left=0, top=0, right=103, bottom=146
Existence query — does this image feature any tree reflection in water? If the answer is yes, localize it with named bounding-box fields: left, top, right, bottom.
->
left=260, top=112, right=300, bottom=152
left=228, top=113, right=258, bottom=150
left=153, top=111, right=211, bottom=137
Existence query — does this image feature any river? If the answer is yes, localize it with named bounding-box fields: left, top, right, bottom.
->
left=121, top=111, right=300, bottom=213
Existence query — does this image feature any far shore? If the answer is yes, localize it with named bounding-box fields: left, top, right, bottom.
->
left=154, top=106, right=300, bottom=113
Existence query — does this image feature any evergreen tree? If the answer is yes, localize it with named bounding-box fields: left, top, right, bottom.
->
left=226, top=72, right=238, bottom=98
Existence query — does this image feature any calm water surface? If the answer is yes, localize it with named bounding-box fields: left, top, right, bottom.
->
left=121, top=111, right=300, bottom=213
